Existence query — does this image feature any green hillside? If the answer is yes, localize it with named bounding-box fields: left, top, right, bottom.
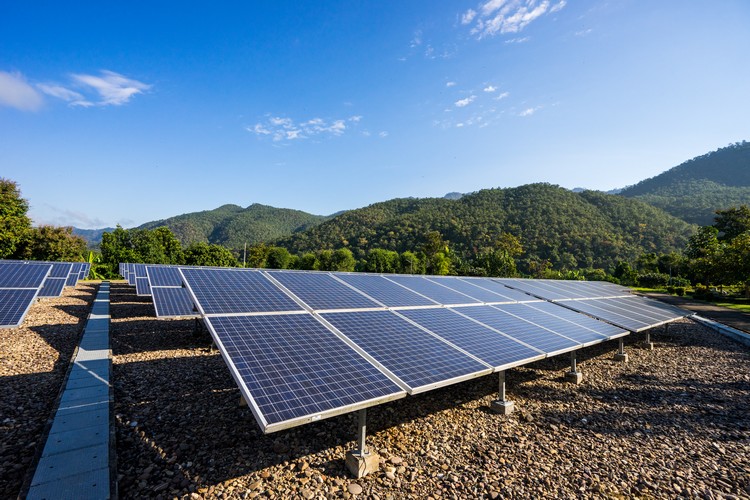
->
left=138, top=203, right=328, bottom=248
left=619, top=141, right=750, bottom=225
left=275, top=183, right=695, bottom=273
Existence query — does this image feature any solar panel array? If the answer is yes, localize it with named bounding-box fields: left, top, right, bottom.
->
left=118, top=264, right=691, bottom=433
left=0, top=261, right=52, bottom=327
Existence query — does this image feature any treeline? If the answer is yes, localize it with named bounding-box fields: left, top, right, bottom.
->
left=0, top=179, right=87, bottom=261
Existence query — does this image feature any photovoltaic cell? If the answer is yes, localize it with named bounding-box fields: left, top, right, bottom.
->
left=424, top=276, right=521, bottom=304
left=502, top=303, right=610, bottom=345
left=127, top=263, right=136, bottom=286
left=524, top=301, right=628, bottom=340
left=457, top=305, right=580, bottom=354
left=38, top=278, right=67, bottom=297
left=397, top=308, right=543, bottom=369
left=151, top=287, right=197, bottom=318
left=460, top=278, right=539, bottom=302
left=79, top=263, right=91, bottom=280
left=0, top=289, right=40, bottom=328
left=498, top=278, right=631, bottom=301
left=334, top=274, right=435, bottom=307
left=146, top=266, right=184, bottom=287
left=322, top=310, right=490, bottom=392
left=135, top=277, right=151, bottom=296
left=181, top=268, right=303, bottom=315
left=561, top=296, right=690, bottom=332
left=384, top=275, right=481, bottom=305
left=208, top=314, right=405, bottom=431
left=267, top=271, right=381, bottom=311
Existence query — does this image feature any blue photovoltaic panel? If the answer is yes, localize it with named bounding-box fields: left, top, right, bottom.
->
left=79, top=262, right=91, bottom=280
left=66, top=263, right=83, bottom=286
left=181, top=268, right=303, bottom=314
left=497, top=279, right=582, bottom=301
left=525, top=301, right=628, bottom=340
left=38, top=278, right=67, bottom=297
left=398, top=308, right=543, bottom=369
left=128, top=263, right=136, bottom=285
left=498, top=278, right=632, bottom=301
left=384, top=275, right=481, bottom=305
left=609, top=295, right=689, bottom=321
left=0, top=289, right=40, bottom=328
left=502, top=303, right=611, bottom=345
left=134, top=263, right=148, bottom=278
left=136, top=277, right=151, bottom=296
left=322, top=310, right=490, bottom=392
left=43, top=262, right=73, bottom=279
left=425, top=276, right=521, bottom=304
left=561, top=296, right=690, bottom=332
left=0, top=262, right=52, bottom=288
left=268, top=271, right=381, bottom=311
left=462, top=278, right=539, bottom=302
left=151, top=287, right=197, bottom=318
left=335, top=274, right=435, bottom=307
left=208, top=314, right=405, bottom=431
left=147, top=266, right=183, bottom=287
left=457, top=305, right=580, bottom=354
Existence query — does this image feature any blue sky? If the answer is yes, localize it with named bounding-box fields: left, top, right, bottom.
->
left=2, top=1, right=749, bottom=229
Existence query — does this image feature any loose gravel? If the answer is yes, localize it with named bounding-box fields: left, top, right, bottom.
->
left=3, top=281, right=750, bottom=499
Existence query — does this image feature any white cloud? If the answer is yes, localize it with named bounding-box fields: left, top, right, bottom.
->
left=575, top=28, right=593, bottom=37
left=504, top=36, right=531, bottom=44
left=250, top=114, right=362, bottom=142
left=446, top=81, right=457, bottom=87
left=495, top=91, right=510, bottom=100
left=455, top=95, right=476, bottom=107
left=411, top=30, right=423, bottom=48
left=379, top=131, right=389, bottom=138
left=0, top=71, right=43, bottom=111
left=483, top=85, right=497, bottom=92
left=463, top=0, right=565, bottom=39
left=71, top=70, right=150, bottom=106
left=37, top=83, right=91, bottom=107
left=519, top=106, right=541, bottom=116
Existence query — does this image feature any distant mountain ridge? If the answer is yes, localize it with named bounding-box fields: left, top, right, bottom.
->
left=619, top=141, right=750, bottom=225
left=137, top=203, right=329, bottom=249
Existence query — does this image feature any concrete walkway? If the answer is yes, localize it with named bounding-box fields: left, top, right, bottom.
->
left=643, top=291, right=750, bottom=334
left=27, top=282, right=114, bottom=500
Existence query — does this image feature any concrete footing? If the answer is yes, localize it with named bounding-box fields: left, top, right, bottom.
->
left=490, top=400, right=515, bottom=415
left=565, top=371, right=583, bottom=384
left=345, top=450, right=379, bottom=478
left=643, top=342, right=654, bottom=351
left=613, top=352, right=629, bottom=362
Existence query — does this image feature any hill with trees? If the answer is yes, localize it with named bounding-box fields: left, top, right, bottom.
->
left=137, top=203, right=329, bottom=249
left=619, top=141, right=750, bottom=225
left=274, top=183, right=695, bottom=275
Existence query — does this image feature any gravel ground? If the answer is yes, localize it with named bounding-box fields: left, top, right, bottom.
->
left=108, top=282, right=750, bottom=499
left=0, top=282, right=98, bottom=498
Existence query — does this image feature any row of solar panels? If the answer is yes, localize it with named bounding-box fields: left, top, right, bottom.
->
left=120, top=263, right=691, bottom=433
left=0, top=260, right=91, bottom=328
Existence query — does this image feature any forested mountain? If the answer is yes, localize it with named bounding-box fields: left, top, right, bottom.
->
left=274, top=183, right=695, bottom=273
left=72, top=227, right=115, bottom=246
left=619, top=141, right=750, bottom=225
left=138, top=203, right=328, bottom=248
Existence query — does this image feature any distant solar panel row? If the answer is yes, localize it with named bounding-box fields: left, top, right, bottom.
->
left=0, top=261, right=52, bottom=327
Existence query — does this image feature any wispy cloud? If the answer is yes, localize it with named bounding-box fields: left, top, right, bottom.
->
left=505, top=36, right=531, bottom=44
left=446, top=81, right=457, bottom=87
left=519, top=105, right=542, bottom=117
left=36, top=70, right=151, bottom=107
left=483, top=85, right=497, bottom=93
left=495, top=91, right=510, bottom=100
left=455, top=95, right=477, bottom=107
left=249, top=115, right=362, bottom=142
left=462, top=0, right=566, bottom=39
left=575, top=28, right=593, bottom=37
left=34, top=203, right=109, bottom=228
left=0, top=71, right=43, bottom=111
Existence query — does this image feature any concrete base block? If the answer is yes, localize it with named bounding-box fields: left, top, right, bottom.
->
left=490, top=400, right=515, bottom=415
left=643, top=342, right=654, bottom=351
left=613, top=352, right=629, bottom=363
left=345, top=450, right=380, bottom=478
left=565, top=371, right=583, bottom=384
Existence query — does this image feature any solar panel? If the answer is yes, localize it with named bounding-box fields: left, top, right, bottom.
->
left=79, top=262, right=91, bottom=280
left=321, top=310, right=491, bottom=393
left=181, top=268, right=304, bottom=315
left=38, top=278, right=67, bottom=297
left=0, top=262, right=53, bottom=288
left=524, top=301, right=628, bottom=340
left=397, top=308, right=544, bottom=369
left=501, top=303, right=611, bottom=346
left=384, top=275, right=481, bottom=305
left=560, top=296, right=690, bottom=332
left=66, top=263, right=83, bottom=286
left=267, top=271, right=382, bottom=311
left=135, top=277, right=151, bottom=296
left=456, top=305, right=580, bottom=355
left=460, top=278, right=540, bottom=302
left=151, top=287, right=198, bottom=318
left=498, top=278, right=631, bottom=301
left=0, top=289, right=41, bottom=328
left=146, top=265, right=184, bottom=287
left=127, top=263, right=136, bottom=285
left=424, top=276, right=522, bottom=304
left=207, top=314, right=405, bottom=432
left=334, top=274, right=436, bottom=307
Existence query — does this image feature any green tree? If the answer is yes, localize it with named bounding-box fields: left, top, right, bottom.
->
left=297, top=252, right=318, bottom=270
left=0, top=178, right=31, bottom=258
left=184, top=242, right=238, bottom=267
left=266, top=246, right=292, bottom=269
left=400, top=251, right=424, bottom=274
left=714, top=206, right=750, bottom=240
left=246, top=243, right=269, bottom=268
left=364, top=249, right=400, bottom=273
left=20, top=225, right=87, bottom=261
left=316, top=249, right=335, bottom=271
left=331, top=248, right=356, bottom=272
left=100, top=226, right=138, bottom=270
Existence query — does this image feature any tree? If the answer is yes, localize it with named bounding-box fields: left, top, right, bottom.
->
left=297, top=252, right=318, bottom=270
left=331, top=248, right=356, bottom=272
left=266, top=246, right=292, bottom=269
left=152, top=226, right=184, bottom=264
left=184, top=242, right=238, bottom=267
left=400, top=251, right=424, bottom=274
left=20, top=225, right=87, bottom=261
left=364, top=249, right=400, bottom=273
left=714, top=206, right=750, bottom=240
left=100, top=225, right=138, bottom=269
left=0, top=178, right=31, bottom=258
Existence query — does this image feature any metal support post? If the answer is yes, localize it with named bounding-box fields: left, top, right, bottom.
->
left=644, top=330, right=654, bottom=350
left=566, top=350, right=583, bottom=384
left=357, top=408, right=367, bottom=455
left=614, top=338, right=629, bottom=362
left=491, top=370, right=514, bottom=414
left=346, top=408, right=379, bottom=478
